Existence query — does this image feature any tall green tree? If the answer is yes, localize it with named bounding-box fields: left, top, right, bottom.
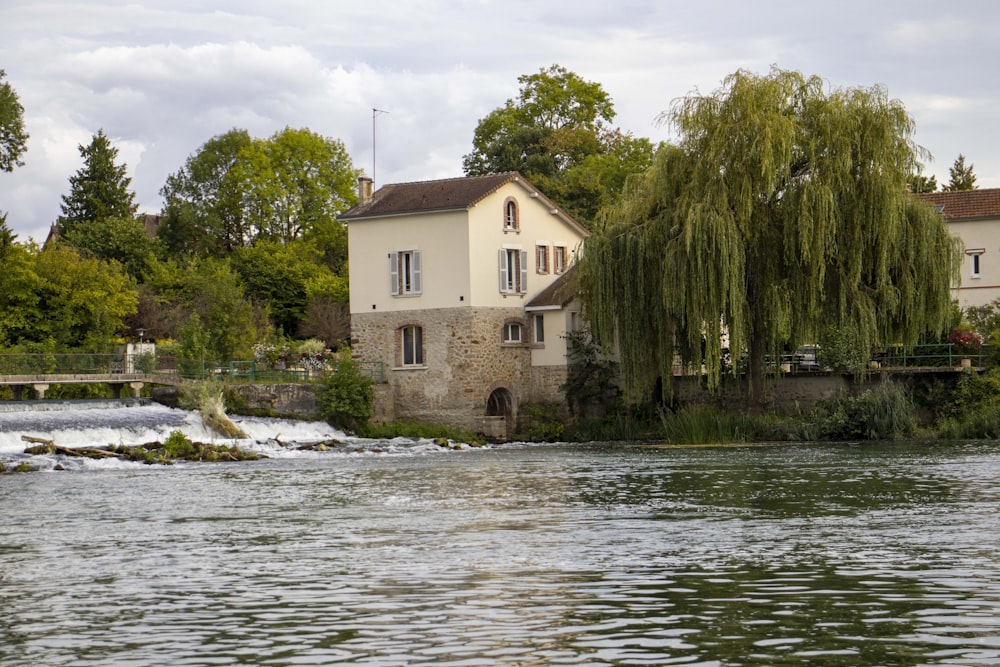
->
left=158, top=127, right=360, bottom=256
left=0, top=69, right=28, bottom=173
left=943, top=153, right=977, bottom=191
left=56, top=129, right=138, bottom=237
left=463, top=65, right=656, bottom=227
left=232, top=240, right=311, bottom=335
left=158, top=129, right=254, bottom=254
left=580, top=67, right=961, bottom=406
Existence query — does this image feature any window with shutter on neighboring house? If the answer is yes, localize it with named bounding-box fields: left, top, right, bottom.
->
left=389, top=250, right=422, bottom=295
left=499, top=248, right=528, bottom=294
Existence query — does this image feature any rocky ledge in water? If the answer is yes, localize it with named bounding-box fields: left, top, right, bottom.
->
left=16, top=433, right=258, bottom=467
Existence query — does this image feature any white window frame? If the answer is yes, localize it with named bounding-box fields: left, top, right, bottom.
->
left=553, top=245, right=567, bottom=274
left=503, top=321, right=523, bottom=344
left=968, top=249, right=984, bottom=279
left=401, top=325, right=424, bottom=366
left=533, top=314, right=545, bottom=344
left=535, top=244, right=550, bottom=274
left=504, top=198, right=519, bottom=232
left=499, top=247, right=529, bottom=294
left=389, top=250, right=422, bottom=296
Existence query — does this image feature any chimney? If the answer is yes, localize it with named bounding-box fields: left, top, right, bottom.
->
left=358, top=176, right=373, bottom=205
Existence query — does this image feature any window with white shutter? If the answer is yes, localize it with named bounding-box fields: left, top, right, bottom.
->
left=389, top=250, right=422, bottom=295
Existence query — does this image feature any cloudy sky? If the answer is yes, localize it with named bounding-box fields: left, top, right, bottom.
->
left=2, top=0, right=999, bottom=242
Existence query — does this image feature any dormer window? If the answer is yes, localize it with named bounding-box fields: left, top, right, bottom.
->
left=503, top=198, right=519, bottom=232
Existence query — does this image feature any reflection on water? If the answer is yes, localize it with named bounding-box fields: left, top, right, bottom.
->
left=2, top=441, right=1000, bottom=665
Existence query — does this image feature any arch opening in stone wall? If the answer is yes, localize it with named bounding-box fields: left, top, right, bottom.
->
left=486, top=387, right=514, bottom=422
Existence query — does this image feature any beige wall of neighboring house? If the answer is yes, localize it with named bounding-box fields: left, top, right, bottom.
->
left=343, top=173, right=588, bottom=436
left=916, top=189, right=1000, bottom=309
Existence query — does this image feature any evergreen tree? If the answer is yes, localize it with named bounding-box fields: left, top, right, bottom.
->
left=57, top=129, right=138, bottom=237
left=943, top=153, right=977, bottom=191
left=581, top=68, right=961, bottom=407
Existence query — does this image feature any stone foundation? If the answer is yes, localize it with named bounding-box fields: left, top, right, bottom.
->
left=353, top=307, right=569, bottom=435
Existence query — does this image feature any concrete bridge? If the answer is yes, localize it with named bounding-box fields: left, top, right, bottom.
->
left=0, top=353, right=187, bottom=400
left=0, top=371, right=185, bottom=400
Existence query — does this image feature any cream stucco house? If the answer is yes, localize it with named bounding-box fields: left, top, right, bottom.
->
left=341, top=172, right=589, bottom=436
left=917, top=188, right=1000, bottom=308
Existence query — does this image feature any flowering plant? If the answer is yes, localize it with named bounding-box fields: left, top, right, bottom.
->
left=948, top=326, right=984, bottom=354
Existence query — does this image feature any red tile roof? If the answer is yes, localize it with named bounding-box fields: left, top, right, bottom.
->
left=914, top=188, right=1000, bottom=221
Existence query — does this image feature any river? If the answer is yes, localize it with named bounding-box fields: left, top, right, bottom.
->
left=2, top=402, right=1000, bottom=665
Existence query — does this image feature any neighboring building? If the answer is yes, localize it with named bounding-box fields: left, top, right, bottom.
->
left=341, top=172, right=589, bottom=436
left=916, top=188, right=1000, bottom=308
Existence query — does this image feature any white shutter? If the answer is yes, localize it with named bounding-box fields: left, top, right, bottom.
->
left=498, top=249, right=508, bottom=293
left=389, top=252, right=399, bottom=295
left=411, top=250, right=422, bottom=294
left=519, top=250, right=528, bottom=294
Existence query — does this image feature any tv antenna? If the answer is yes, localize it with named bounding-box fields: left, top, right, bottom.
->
left=372, top=108, right=389, bottom=184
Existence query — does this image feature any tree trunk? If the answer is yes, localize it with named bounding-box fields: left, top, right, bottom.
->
left=746, top=301, right=766, bottom=413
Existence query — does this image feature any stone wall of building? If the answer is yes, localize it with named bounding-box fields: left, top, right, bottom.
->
left=526, top=365, right=570, bottom=409
left=229, top=383, right=318, bottom=418
left=353, top=307, right=538, bottom=432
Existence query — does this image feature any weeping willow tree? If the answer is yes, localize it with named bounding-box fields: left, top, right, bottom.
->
left=580, top=67, right=961, bottom=407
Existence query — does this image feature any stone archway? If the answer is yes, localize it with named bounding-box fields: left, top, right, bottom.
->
left=486, top=387, right=514, bottom=422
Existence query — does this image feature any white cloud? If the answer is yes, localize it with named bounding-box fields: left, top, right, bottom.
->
left=3, top=0, right=1000, bottom=241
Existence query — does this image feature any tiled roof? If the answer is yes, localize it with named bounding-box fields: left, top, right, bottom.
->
left=914, top=188, right=1000, bottom=221
left=340, top=172, right=521, bottom=220
left=525, top=265, right=577, bottom=310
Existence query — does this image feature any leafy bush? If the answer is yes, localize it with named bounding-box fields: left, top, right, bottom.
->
left=316, top=347, right=374, bottom=433
left=519, top=403, right=565, bottom=441
left=944, top=367, right=1000, bottom=419
left=811, top=381, right=916, bottom=440
left=163, top=431, right=196, bottom=459
left=817, top=325, right=870, bottom=373
left=297, top=338, right=326, bottom=357
left=561, top=329, right=621, bottom=417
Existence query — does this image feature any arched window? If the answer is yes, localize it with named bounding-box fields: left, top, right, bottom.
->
left=503, top=197, right=519, bottom=231
left=398, top=324, right=424, bottom=366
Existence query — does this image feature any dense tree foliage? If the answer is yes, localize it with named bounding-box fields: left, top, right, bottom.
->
left=907, top=170, right=938, bottom=193
left=0, top=241, right=137, bottom=350
left=158, top=129, right=253, bottom=255
left=62, top=216, right=156, bottom=281
left=943, top=153, right=977, bottom=191
left=0, top=69, right=28, bottom=173
left=581, top=67, right=961, bottom=406
left=463, top=65, right=657, bottom=226
left=159, top=127, right=360, bottom=255
left=56, top=130, right=138, bottom=237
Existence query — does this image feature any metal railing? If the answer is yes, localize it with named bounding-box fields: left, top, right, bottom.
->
left=874, top=343, right=990, bottom=369
left=0, top=353, right=138, bottom=375
left=0, top=353, right=387, bottom=384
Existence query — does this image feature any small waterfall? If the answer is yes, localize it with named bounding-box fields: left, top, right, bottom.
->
left=0, top=400, right=343, bottom=454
